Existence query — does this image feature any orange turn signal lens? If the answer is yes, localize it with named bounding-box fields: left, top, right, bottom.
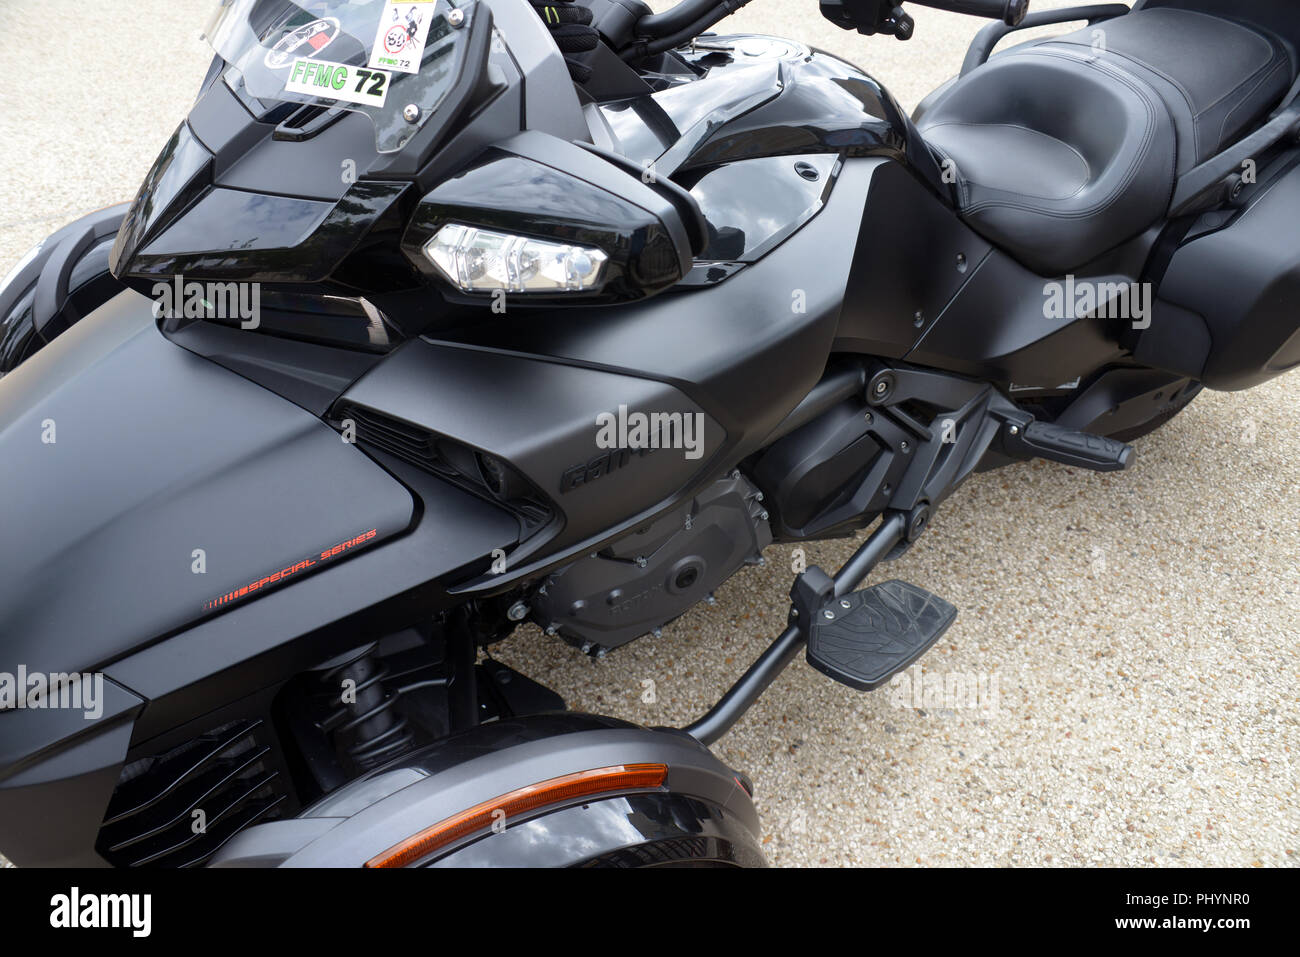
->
left=364, top=763, right=669, bottom=868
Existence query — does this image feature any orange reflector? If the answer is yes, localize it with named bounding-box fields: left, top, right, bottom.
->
left=364, top=763, right=669, bottom=868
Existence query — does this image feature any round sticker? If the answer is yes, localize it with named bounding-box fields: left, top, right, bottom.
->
left=265, top=17, right=341, bottom=70
left=383, top=25, right=410, bottom=55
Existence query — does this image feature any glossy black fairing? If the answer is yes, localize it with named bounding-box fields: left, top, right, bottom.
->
left=110, top=1, right=496, bottom=293
left=402, top=147, right=695, bottom=302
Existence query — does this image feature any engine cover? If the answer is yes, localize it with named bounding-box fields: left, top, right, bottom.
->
left=530, top=474, right=771, bottom=653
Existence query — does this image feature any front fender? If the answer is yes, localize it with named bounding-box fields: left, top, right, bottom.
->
left=211, top=714, right=766, bottom=867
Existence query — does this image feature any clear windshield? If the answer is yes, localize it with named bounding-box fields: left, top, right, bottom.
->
left=204, top=0, right=479, bottom=153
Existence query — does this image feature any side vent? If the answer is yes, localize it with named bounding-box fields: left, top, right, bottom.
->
left=96, top=719, right=289, bottom=867
left=336, top=404, right=554, bottom=532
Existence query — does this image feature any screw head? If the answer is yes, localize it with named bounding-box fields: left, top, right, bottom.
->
left=840, top=599, right=851, bottom=609
left=402, top=104, right=420, bottom=123
left=874, top=380, right=889, bottom=395
left=507, top=601, right=529, bottom=621
left=1009, top=424, right=1020, bottom=436
left=901, top=441, right=910, bottom=452
left=636, top=555, right=647, bottom=568
left=447, top=7, right=465, bottom=27
left=822, top=609, right=835, bottom=620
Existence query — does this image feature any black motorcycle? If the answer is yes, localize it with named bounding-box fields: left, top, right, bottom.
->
left=1, top=0, right=1297, bottom=867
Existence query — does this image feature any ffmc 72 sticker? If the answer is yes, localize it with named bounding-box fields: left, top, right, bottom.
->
left=284, top=58, right=392, bottom=108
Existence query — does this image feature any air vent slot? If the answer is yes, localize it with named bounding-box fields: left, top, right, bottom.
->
left=96, top=719, right=289, bottom=867
left=336, top=404, right=555, bottom=533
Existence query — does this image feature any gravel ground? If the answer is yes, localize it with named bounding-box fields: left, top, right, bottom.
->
left=1, top=0, right=1296, bottom=868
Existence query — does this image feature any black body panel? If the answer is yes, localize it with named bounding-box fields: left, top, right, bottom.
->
left=0, top=293, right=416, bottom=677
left=335, top=338, right=724, bottom=562
left=1151, top=152, right=1300, bottom=390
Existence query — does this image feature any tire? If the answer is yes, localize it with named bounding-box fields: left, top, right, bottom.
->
left=1106, top=382, right=1204, bottom=443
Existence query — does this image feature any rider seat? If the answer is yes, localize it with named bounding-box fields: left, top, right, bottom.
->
left=916, top=8, right=1297, bottom=275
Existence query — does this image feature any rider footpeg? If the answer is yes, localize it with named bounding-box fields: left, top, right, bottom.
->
left=805, top=580, right=957, bottom=690
left=1004, top=420, right=1134, bottom=472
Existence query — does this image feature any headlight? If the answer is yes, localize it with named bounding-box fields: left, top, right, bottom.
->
left=423, top=224, right=608, bottom=294
left=401, top=150, right=703, bottom=305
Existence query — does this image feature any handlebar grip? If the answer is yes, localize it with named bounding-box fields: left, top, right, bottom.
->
left=910, top=0, right=1029, bottom=26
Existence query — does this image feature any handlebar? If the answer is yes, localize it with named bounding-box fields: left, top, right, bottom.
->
left=632, top=0, right=1029, bottom=43
left=910, top=0, right=1028, bottom=26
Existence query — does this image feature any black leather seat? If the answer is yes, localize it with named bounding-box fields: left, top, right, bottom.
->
left=916, top=8, right=1297, bottom=276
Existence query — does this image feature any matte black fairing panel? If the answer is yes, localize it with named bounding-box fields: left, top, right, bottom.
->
left=0, top=292, right=415, bottom=677
left=336, top=339, right=724, bottom=558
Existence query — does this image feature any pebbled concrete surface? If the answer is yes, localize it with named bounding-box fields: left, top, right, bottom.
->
left=1, top=0, right=1296, bottom=868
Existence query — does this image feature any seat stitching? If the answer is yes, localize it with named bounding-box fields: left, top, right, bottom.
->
left=963, top=49, right=1163, bottom=220
left=920, top=122, right=1091, bottom=200
left=1052, top=15, right=1277, bottom=164
left=924, top=139, right=968, bottom=206
left=1219, top=57, right=1291, bottom=147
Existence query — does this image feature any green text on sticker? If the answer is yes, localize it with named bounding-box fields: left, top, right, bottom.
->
left=290, top=59, right=348, bottom=90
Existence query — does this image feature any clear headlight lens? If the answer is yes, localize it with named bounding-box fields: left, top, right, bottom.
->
left=423, top=224, right=609, bottom=294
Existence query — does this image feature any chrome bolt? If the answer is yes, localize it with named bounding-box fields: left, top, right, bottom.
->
left=791, top=608, right=799, bottom=617
left=402, top=104, right=420, bottom=123
left=507, top=601, right=529, bottom=621
left=901, top=441, right=910, bottom=453
left=684, top=515, right=694, bottom=529
left=447, top=7, right=465, bottom=27
left=705, top=593, right=717, bottom=605
left=755, top=492, right=764, bottom=502
left=595, top=646, right=608, bottom=659
left=653, top=628, right=663, bottom=639
left=636, top=555, right=647, bottom=568
left=545, top=624, right=558, bottom=636
left=1009, top=424, right=1020, bottom=436
left=580, top=641, right=593, bottom=655
left=874, top=380, right=889, bottom=395
left=760, top=510, right=769, bottom=521
left=864, top=412, right=873, bottom=424
left=822, top=609, right=835, bottom=620
left=840, top=599, right=851, bottom=609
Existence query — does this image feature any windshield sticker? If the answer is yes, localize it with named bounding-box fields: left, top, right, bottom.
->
left=369, top=1, right=441, bottom=75
left=265, top=17, right=341, bottom=70
left=285, top=58, right=392, bottom=108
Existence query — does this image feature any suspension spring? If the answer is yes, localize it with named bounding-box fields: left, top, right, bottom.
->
left=321, top=651, right=415, bottom=772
